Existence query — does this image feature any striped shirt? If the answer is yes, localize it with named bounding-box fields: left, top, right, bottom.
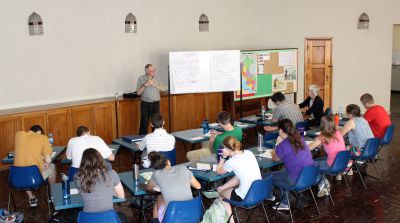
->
left=136, top=74, right=162, bottom=102
left=138, top=128, right=175, bottom=167
left=273, top=100, right=304, bottom=125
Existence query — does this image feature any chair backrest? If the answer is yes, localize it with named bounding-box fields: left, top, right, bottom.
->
left=324, top=108, right=333, bottom=116
left=241, top=176, right=273, bottom=207
left=77, top=210, right=121, bottom=223
left=295, top=121, right=308, bottom=135
left=329, top=151, right=350, bottom=173
left=290, top=165, right=318, bottom=191
left=380, top=125, right=395, bottom=145
left=9, top=165, right=44, bottom=190
left=263, top=132, right=279, bottom=142
left=359, top=138, right=380, bottom=159
left=162, top=196, right=203, bottom=223
left=160, top=148, right=177, bottom=166
left=68, top=166, right=79, bottom=182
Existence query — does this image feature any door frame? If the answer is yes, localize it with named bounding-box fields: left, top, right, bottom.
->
left=304, top=37, right=333, bottom=109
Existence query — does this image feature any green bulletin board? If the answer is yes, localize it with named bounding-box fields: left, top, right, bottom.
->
left=234, top=48, right=298, bottom=101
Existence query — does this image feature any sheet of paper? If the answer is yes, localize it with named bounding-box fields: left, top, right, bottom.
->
left=279, top=51, right=294, bottom=66
left=51, top=152, right=56, bottom=158
left=70, top=188, right=79, bottom=195
left=212, top=164, right=217, bottom=172
left=259, top=150, right=273, bottom=159
left=140, top=172, right=153, bottom=181
left=305, top=141, right=313, bottom=145
left=203, top=191, right=220, bottom=199
left=258, top=65, right=264, bottom=74
left=203, top=132, right=211, bottom=137
left=209, top=123, right=219, bottom=127
left=153, top=185, right=161, bottom=192
left=196, top=163, right=211, bottom=170
left=236, top=123, right=248, bottom=127
left=190, top=136, right=205, bottom=141
left=314, top=132, right=321, bottom=136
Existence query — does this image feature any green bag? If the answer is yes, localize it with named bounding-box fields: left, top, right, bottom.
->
left=201, top=199, right=229, bottom=223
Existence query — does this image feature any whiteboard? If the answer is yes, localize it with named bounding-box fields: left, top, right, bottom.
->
left=169, top=50, right=240, bottom=94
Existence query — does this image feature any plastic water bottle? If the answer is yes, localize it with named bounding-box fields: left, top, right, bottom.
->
left=61, top=173, right=70, bottom=199
left=48, top=133, right=54, bottom=146
left=261, top=106, right=266, bottom=121
left=258, top=133, right=264, bottom=153
left=132, top=164, right=139, bottom=184
left=201, top=119, right=209, bottom=134
left=338, top=106, right=343, bottom=119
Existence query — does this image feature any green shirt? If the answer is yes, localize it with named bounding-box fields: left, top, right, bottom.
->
left=212, top=126, right=243, bottom=154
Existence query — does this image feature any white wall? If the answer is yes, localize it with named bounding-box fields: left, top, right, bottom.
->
left=1, top=0, right=399, bottom=112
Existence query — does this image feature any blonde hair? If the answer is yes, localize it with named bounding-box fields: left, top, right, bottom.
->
left=222, top=136, right=242, bottom=151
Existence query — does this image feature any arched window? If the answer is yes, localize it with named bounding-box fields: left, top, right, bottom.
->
left=125, top=13, right=137, bottom=33
left=358, top=13, right=369, bottom=29
left=199, top=13, right=209, bottom=32
left=28, top=12, right=43, bottom=36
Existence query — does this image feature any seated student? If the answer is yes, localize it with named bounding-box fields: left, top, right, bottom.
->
left=14, top=125, right=56, bottom=207
left=340, top=104, right=374, bottom=156
left=308, top=116, right=346, bottom=197
left=269, top=119, right=314, bottom=210
left=216, top=136, right=261, bottom=223
left=299, top=85, right=324, bottom=127
left=74, top=148, right=125, bottom=213
left=137, top=114, right=175, bottom=168
left=146, top=152, right=201, bottom=223
left=264, top=92, right=304, bottom=132
left=187, top=111, right=242, bottom=162
left=67, top=126, right=115, bottom=169
left=360, top=93, right=391, bottom=139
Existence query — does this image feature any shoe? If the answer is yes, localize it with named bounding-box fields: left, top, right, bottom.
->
left=267, top=195, right=276, bottom=201
left=273, top=202, right=290, bottom=211
left=356, top=161, right=365, bottom=165
left=317, top=185, right=330, bottom=197
left=347, top=169, right=353, bottom=176
left=29, top=197, right=38, bottom=207
left=335, top=174, right=342, bottom=181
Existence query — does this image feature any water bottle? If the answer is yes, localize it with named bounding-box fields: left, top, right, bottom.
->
left=201, top=119, right=209, bottom=134
left=132, top=164, right=139, bottom=184
left=48, top=133, right=54, bottom=146
left=258, top=133, right=264, bottom=153
left=61, top=173, right=70, bottom=199
left=338, top=106, right=343, bottom=119
left=261, top=106, right=266, bottom=121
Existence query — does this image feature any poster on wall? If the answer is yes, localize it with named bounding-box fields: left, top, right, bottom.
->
left=272, top=74, right=286, bottom=91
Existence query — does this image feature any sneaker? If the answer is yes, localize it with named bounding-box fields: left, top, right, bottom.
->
left=29, top=197, right=38, bottom=207
left=335, top=174, right=342, bottom=181
left=347, top=169, right=353, bottom=176
left=273, top=202, right=290, bottom=211
left=267, top=195, right=276, bottom=201
left=356, top=161, right=365, bottom=165
left=317, top=186, right=330, bottom=197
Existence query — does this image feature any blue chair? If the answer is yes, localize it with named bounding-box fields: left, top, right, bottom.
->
left=68, top=166, right=79, bottom=182
left=379, top=125, right=396, bottom=164
left=350, top=138, right=381, bottom=189
left=8, top=165, right=50, bottom=212
left=162, top=196, right=203, bottom=223
left=263, top=132, right=279, bottom=148
left=223, top=176, right=273, bottom=223
left=77, top=210, right=121, bottom=223
left=318, top=151, right=351, bottom=205
left=160, top=148, right=177, bottom=166
left=295, top=121, right=308, bottom=136
left=274, top=165, right=320, bottom=223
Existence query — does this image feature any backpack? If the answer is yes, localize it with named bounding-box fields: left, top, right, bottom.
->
left=201, top=199, right=229, bottom=223
left=0, top=209, right=23, bottom=223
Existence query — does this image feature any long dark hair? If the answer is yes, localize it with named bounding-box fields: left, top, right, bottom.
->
left=320, top=116, right=338, bottom=144
left=278, top=119, right=305, bottom=153
left=76, top=148, right=110, bottom=193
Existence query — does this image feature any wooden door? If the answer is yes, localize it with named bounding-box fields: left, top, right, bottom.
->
left=304, top=38, right=333, bottom=109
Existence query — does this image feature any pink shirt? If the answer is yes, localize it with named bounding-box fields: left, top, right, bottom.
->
left=318, top=131, right=346, bottom=166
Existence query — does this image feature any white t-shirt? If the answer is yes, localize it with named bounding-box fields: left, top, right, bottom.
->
left=223, top=150, right=261, bottom=199
left=137, top=128, right=175, bottom=168
left=66, top=135, right=112, bottom=168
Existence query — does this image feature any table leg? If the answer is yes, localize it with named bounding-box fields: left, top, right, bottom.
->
left=139, top=195, right=147, bottom=223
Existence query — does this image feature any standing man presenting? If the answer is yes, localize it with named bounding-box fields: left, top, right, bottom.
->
left=136, top=64, right=166, bottom=135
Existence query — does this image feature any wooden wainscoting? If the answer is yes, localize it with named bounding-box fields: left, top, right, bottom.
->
left=0, top=93, right=222, bottom=158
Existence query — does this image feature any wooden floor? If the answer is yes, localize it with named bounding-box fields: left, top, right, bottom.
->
left=1, top=109, right=399, bottom=222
